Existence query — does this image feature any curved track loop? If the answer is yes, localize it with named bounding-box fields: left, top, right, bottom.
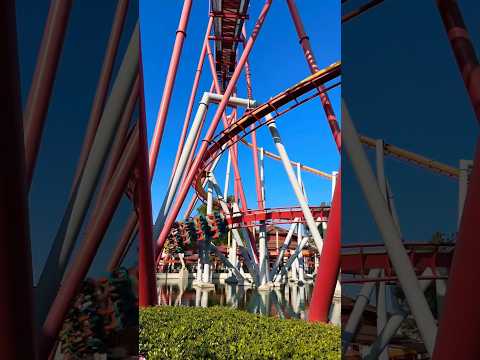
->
left=193, top=61, right=341, bottom=203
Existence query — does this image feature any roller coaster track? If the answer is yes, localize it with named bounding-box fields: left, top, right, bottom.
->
left=341, top=242, right=454, bottom=284
left=193, top=61, right=341, bottom=203
left=360, top=135, right=460, bottom=179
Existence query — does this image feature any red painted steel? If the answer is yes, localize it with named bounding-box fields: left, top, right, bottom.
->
left=435, top=0, right=480, bottom=124
left=433, top=2, right=480, bottom=357
left=1, top=2, right=37, bottom=356
left=210, top=0, right=250, bottom=90
left=309, top=175, right=341, bottom=323
left=242, top=25, right=264, bottom=210
left=39, top=125, right=139, bottom=359
left=226, top=206, right=329, bottom=225
left=148, top=0, right=193, bottom=177
left=286, top=0, right=341, bottom=151
left=192, top=63, right=341, bottom=203
left=171, top=17, right=213, bottom=172
left=205, top=39, right=250, bottom=212
left=342, top=0, right=385, bottom=23
left=155, top=0, right=274, bottom=260
left=341, top=244, right=453, bottom=277
left=137, top=58, right=158, bottom=306
left=24, top=0, right=73, bottom=188
left=433, top=142, right=480, bottom=359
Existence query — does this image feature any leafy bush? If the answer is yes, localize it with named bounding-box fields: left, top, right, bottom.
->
left=140, top=306, right=340, bottom=359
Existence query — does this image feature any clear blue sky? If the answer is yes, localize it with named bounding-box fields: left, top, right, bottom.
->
left=140, top=1, right=341, bottom=221
left=342, top=0, right=479, bottom=244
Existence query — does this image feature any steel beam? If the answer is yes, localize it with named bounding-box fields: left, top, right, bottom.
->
left=155, top=0, right=273, bottom=258
left=1, top=2, right=37, bottom=356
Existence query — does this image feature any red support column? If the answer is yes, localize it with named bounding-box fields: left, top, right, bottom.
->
left=0, top=2, right=37, bottom=357
left=172, top=17, right=213, bottom=172
left=156, top=0, right=273, bottom=260
left=432, top=1, right=480, bottom=357
left=205, top=39, right=250, bottom=211
left=24, top=0, right=73, bottom=188
left=308, top=175, right=341, bottom=322
left=242, top=25, right=264, bottom=210
left=137, top=53, right=158, bottom=306
left=286, top=0, right=341, bottom=151
left=432, top=141, right=480, bottom=359
left=435, top=0, right=480, bottom=124
left=149, top=0, right=193, bottom=177
left=39, top=125, right=139, bottom=359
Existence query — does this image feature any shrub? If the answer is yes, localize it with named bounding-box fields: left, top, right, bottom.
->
left=140, top=306, right=340, bottom=359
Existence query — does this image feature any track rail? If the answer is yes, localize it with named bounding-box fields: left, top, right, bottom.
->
left=341, top=242, right=454, bottom=282
left=193, top=61, right=341, bottom=202
left=360, top=135, right=460, bottom=178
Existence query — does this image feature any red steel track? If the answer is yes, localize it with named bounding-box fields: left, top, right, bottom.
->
left=187, top=62, right=339, bottom=230
left=211, top=0, right=250, bottom=90
left=192, top=62, right=341, bottom=205
left=341, top=243, right=454, bottom=284
left=226, top=206, right=330, bottom=226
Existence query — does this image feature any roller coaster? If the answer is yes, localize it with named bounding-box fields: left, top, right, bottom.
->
left=3, top=0, right=480, bottom=359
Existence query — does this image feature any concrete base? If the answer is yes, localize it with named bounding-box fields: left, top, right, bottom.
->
left=258, top=282, right=274, bottom=291
left=193, top=281, right=215, bottom=289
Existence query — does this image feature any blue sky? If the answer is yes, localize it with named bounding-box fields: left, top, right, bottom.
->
left=140, top=1, right=341, bottom=221
left=342, top=0, right=479, bottom=244
left=17, top=0, right=138, bottom=280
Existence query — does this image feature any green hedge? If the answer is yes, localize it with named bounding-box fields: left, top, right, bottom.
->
left=140, top=306, right=340, bottom=359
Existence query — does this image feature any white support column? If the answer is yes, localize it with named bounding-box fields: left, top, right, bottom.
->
left=158, top=94, right=256, bottom=229
left=376, top=140, right=391, bottom=359
left=207, top=174, right=259, bottom=283
left=195, top=258, right=202, bottom=284
left=331, top=171, right=338, bottom=201
left=376, top=273, right=389, bottom=360
left=329, top=276, right=342, bottom=326
left=343, top=101, right=437, bottom=355
left=224, top=150, right=232, bottom=199
left=36, top=24, right=140, bottom=322
left=275, top=231, right=279, bottom=253
left=201, top=289, right=209, bottom=308
left=271, top=219, right=299, bottom=281
left=209, top=243, right=245, bottom=284
left=386, top=180, right=402, bottom=235
left=260, top=147, right=266, bottom=209
left=258, top=222, right=270, bottom=288
left=296, top=223, right=305, bottom=283
left=266, top=115, right=324, bottom=254
left=435, top=267, right=448, bottom=315
left=291, top=252, right=299, bottom=282
left=342, top=268, right=382, bottom=352
left=201, top=176, right=214, bottom=284
left=364, top=268, right=436, bottom=359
